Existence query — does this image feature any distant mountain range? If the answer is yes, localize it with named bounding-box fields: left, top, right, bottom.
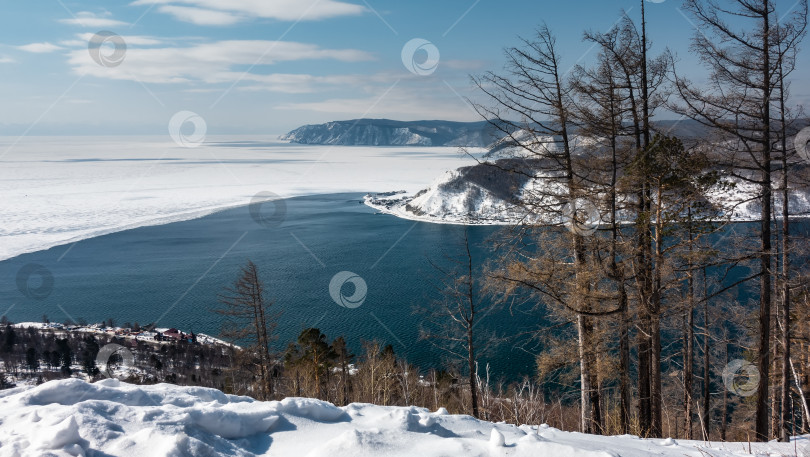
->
left=279, top=119, right=501, bottom=147
left=280, top=118, right=716, bottom=148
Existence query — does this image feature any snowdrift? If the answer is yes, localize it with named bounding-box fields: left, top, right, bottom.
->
left=0, top=378, right=806, bottom=456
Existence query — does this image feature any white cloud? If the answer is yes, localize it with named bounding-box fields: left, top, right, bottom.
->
left=76, top=33, right=162, bottom=46
left=156, top=5, right=243, bottom=25
left=59, top=39, right=88, bottom=47
left=59, top=11, right=128, bottom=28
left=231, top=73, right=352, bottom=93
left=130, top=0, right=366, bottom=23
left=232, top=72, right=395, bottom=93
left=0, top=56, right=15, bottom=64
left=279, top=86, right=482, bottom=121
left=18, top=42, right=63, bottom=53
left=59, top=34, right=162, bottom=49
left=68, top=40, right=374, bottom=84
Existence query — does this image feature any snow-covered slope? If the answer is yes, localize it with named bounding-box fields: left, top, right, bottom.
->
left=485, top=130, right=609, bottom=160
left=0, top=378, right=805, bottom=457
left=365, top=157, right=591, bottom=226
left=365, top=159, right=541, bottom=225
left=366, top=158, right=810, bottom=226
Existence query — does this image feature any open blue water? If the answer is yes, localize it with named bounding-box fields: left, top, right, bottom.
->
left=4, top=193, right=803, bottom=381
left=0, top=193, right=542, bottom=380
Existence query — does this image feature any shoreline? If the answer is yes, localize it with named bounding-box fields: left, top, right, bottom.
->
left=9, top=186, right=810, bottom=264
left=1, top=137, right=483, bottom=263
left=363, top=191, right=810, bottom=227
left=1, top=202, right=251, bottom=263
left=363, top=192, right=523, bottom=226
left=10, top=321, right=237, bottom=349
left=1, top=192, right=366, bottom=263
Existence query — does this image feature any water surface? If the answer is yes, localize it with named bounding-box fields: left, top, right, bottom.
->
left=0, top=193, right=541, bottom=379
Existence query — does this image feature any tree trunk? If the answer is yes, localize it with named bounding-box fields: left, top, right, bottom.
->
left=638, top=308, right=652, bottom=436
left=588, top=318, right=603, bottom=434
left=464, top=230, right=480, bottom=419
left=636, top=0, right=654, bottom=435
left=755, top=0, right=773, bottom=441
left=341, top=359, right=348, bottom=406
left=721, top=339, right=729, bottom=441
left=703, top=272, right=711, bottom=438
left=619, top=284, right=631, bottom=434
left=468, top=328, right=479, bottom=419
left=778, top=55, right=792, bottom=443
left=684, top=222, right=695, bottom=440
left=577, top=314, right=593, bottom=434
left=772, top=336, right=781, bottom=439
left=554, top=42, right=596, bottom=434
left=650, top=185, right=664, bottom=436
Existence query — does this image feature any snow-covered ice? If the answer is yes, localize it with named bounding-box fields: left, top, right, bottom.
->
left=0, top=378, right=806, bottom=456
left=0, top=135, right=484, bottom=261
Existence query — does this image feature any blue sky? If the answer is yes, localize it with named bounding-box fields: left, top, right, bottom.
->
left=0, top=0, right=807, bottom=135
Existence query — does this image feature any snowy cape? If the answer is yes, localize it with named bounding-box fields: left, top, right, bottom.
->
left=0, top=378, right=806, bottom=456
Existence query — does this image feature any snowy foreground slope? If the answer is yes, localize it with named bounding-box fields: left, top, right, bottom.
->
left=1, top=379, right=806, bottom=457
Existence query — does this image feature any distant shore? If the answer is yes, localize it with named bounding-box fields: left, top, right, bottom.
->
left=10, top=321, right=236, bottom=349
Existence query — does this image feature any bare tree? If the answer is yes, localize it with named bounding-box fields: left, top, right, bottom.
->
left=332, top=336, right=354, bottom=406
left=215, top=260, right=277, bottom=400
left=416, top=228, right=497, bottom=419
left=570, top=42, right=637, bottom=434
left=772, top=15, right=808, bottom=438
left=672, top=0, right=807, bottom=440
left=471, top=22, right=630, bottom=434
left=583, top=6, right=669, bottom=435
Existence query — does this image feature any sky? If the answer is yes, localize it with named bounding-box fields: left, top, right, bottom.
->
left=0, top=0, right=807, bottom=135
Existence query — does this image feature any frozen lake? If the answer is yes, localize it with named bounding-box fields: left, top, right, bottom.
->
left=0, top=135, right=484, bottom=261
